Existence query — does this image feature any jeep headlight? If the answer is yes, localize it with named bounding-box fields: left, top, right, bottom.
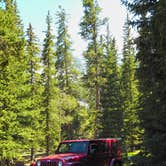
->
left=37, top=160, right=41, bottom=166
left=58, top=160, right=63, bottom=166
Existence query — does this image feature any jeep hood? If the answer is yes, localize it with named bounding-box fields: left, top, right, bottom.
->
left=39, top=153, right=86, bottom=161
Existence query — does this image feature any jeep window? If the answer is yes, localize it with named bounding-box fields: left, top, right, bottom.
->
left=57, top=142, right=89, bottom=153
left=89, top=143, right=98, bottom=154
left=89, top=141, right=109, bottom=154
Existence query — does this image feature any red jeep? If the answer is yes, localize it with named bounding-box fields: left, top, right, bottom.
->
left=34, top=138, right=122, bottom=166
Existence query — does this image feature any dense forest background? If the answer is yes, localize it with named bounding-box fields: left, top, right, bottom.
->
left=0, top=0, right=166, bottom=165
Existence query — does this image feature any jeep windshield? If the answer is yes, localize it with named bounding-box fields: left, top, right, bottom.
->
left=57, top=141, right=89, bottom=154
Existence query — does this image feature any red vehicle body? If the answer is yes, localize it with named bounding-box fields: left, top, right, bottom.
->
left=33, top=138, right=122, bottom=166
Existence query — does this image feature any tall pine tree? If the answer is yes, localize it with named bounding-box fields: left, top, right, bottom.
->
left=0, top=0, right=30, bottom=162
left=26, top=23, right=43, bottom=161
left=100, top=24, right=122, bottom=138
left=55, top=6, right=77, bottom=94
left=122, top=0, right=166, bottom=164
left=121, top=16, right=142, bottom=154
left=55, top=6, right=86, bottom=140
left=42, top=11, right=59, bottom=155
left=80, top=0, right=106, bottom=136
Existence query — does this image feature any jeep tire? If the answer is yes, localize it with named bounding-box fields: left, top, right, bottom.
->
left=114, top=161, right=122, bottom=166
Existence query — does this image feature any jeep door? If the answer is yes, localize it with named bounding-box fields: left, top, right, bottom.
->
left=86, top=140, right=109, bottom=166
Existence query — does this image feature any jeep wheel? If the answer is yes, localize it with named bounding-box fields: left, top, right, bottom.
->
left=109, top=160, right=120, bottom=166
left=113, top=162, right=121, bottom=166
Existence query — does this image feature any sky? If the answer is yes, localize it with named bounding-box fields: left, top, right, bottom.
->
left=17, top=0, right=127, bottom=62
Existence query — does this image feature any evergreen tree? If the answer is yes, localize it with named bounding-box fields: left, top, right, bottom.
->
left=80, top=0, right=106, bottom=136
left=0, top=0, right=29, bottom=162
left=122, top=0, right=166, bottom=164
left=121, top=16, right=142, bottom=154
left=26, top=23, right=43, bottom=161
left=100, top=25, right=122, bottom=138
left=42, top=11, right=59, bottom=155
left=55, top=6, right=77, bottom=93
left=55, top=6, right=87, bottom=140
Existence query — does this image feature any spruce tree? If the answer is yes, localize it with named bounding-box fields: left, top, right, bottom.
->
left=100, top=25, right=122, bottom=138
left=26, top=23, right=43, bottom=161
left=55, top=6, right=76, bottom=93
left=80, top=0, right=106, bottom=136
left=121, top=16, right=142, bottom=154
left=55, top=6, right=85, bottom=140
left=0, top=0, right=29, bottom=161
left=122, top=0, right=166, bottom=164
left=42, top=11, right=59, bottom=155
